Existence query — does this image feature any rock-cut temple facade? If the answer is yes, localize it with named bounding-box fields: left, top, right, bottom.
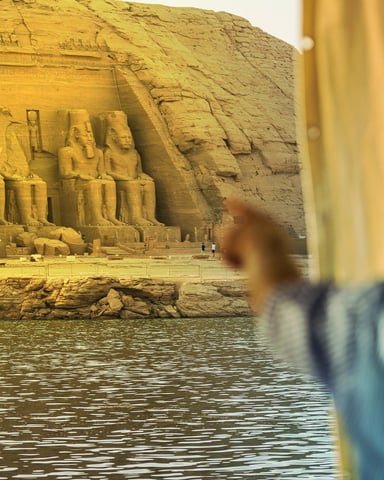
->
left=0, top=0, right=305, bottom=255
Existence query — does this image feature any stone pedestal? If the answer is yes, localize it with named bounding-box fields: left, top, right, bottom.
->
left=0, top=225, right=26, bottom=257
left=78, top=225, right=140, bottom=245
left=135, top=226, right=181, bottom=242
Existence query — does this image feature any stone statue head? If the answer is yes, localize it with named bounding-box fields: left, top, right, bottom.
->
left=67, top=109, right=96, bottom=158
left=27, top=110, right=38, bottom=124
left=103, top=111, right=134, bottom=150
left=108, top=125, right=134, bottom=150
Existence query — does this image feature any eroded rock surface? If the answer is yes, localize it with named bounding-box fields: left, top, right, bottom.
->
left=176, top=281, right=250, bottom=317
left=0, top=277, right=250, bottom=320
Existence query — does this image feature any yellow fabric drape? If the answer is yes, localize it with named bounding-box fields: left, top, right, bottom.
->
left=301, top=0, right=384, bottom=283
left=300, top=1, right=384, bottom=477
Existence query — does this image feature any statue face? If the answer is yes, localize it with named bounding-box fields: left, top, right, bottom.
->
left=71, top=122, right=96, bottom=158
left=28, top=110, right=38, bottom=123
left=111, top=126, right=133, bottom=149
left=74, top=123, right=95, bottom=147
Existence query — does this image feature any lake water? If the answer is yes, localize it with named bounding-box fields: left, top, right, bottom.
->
left=0, top=317, right=336, bottom=479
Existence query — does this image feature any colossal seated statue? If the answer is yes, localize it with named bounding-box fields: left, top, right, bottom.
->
left=0, top=106, right=52, bottom=226
left=58, top=109, right=123, bottom=227
left=101, top=110, right=163, bottom=226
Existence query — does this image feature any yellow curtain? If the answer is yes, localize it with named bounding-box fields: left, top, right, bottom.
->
left=300, top=0, right=384, bottom=283
left=299, top=0, right=384, bottom=477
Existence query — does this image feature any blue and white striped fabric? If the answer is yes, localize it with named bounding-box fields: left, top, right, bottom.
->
left=262, top=281, right=384, bottom=480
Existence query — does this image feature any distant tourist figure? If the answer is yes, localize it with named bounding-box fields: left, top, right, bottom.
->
left=201, top=242, right=205, bottom=253
left=211, top=242, right=216, bottom=256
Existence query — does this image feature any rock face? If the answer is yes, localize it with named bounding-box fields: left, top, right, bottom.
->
left=0, top=277, right=250, bottom=320
left=176, top=282, right=249, bottom=317
left=0, top=0, right=304, bottom=239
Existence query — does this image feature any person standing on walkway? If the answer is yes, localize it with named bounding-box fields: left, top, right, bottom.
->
left=201, top=242, right=205, bottom=253
left=211, top=242, right=216, bottom=257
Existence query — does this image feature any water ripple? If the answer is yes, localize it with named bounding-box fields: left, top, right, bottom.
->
left=0, top=317, right=336, bottom=479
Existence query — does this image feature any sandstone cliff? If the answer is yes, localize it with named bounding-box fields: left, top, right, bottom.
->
left=0, top=0, right=304, bottom=238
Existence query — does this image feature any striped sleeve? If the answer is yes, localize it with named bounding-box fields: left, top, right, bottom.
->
left=260, top=281, right=384, bottom=392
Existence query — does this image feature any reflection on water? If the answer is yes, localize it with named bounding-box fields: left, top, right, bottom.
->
left=0, top=318, right=336, bottom=479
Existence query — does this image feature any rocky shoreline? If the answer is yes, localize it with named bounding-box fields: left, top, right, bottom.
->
left=0, top=277, right=251, bottom=321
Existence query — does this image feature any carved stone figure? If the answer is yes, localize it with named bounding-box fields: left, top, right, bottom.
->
left=102, top=110, right=163, bottom=226
left=58, top=109, right=123, bottom=226
left=0, top=176, right=10, bottom=225
left=27, top=109, right=42, bottom=153
left=0, top=106, right=52, bottom=226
